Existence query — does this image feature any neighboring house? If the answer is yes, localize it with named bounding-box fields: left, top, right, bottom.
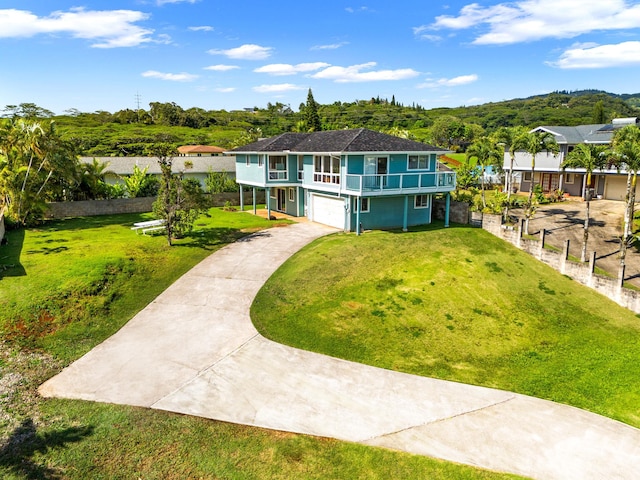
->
left=504, top=117, right=639, bottom=200
left=230, top=128, right=456, bottom=233
left=177, top=145, right=226, bottom=156
left=79, top=155, right=236, bottom=188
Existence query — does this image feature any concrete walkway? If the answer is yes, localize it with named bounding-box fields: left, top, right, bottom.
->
left=39, top=223, right=640, bottom=480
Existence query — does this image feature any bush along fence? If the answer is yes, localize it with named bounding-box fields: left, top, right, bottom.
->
left=0, top=207, right=5, bottom=246
left=45, top=191, right=266, bottom=219
left=480, top=212, right=640, bottom=314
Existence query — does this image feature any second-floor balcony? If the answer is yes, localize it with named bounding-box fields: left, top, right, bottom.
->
left=343, top=171, right=455, bottom=195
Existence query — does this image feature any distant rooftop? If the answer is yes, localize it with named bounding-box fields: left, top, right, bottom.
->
left=177, top=145, right=226, bottom=155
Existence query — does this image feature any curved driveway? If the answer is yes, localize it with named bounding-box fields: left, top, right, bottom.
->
left=40, top=222, right=640, bottom=479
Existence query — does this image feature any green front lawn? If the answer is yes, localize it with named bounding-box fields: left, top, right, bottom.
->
left=253, top=224, right=640, bottom=429
left=1, top=212, right=520, bottom=480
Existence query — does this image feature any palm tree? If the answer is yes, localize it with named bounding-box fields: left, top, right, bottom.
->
left=512, top=130, right=560, bottom=234
left=561, top=143, right=609, bottom=262
left=611, top=125, right=640, bottom=280
left=0, top=119, right=78, bottom=224
left=465, top=137, right=502, bottom=209
left=492, top=126, right=528, bottom=219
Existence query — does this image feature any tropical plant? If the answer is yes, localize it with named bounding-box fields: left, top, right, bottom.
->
left=124, top=164, right=158, bottom=198
left=204, top=169, right=237, bottom=194
left=76, top=158, right=111, bottom=200
left=512, top=130, right=560, bottom=234
left=611, top=125, right=640, bottom=279
left=465, top=137, right=503, bottom=209
left=0, top=118, right=78, bottom=225
left=492, top=125, right=528, bottom=220
left=561, top=143, right=609, bottom=262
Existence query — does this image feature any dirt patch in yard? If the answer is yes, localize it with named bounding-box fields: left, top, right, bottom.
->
left=511, top=199, right=640, bottom=287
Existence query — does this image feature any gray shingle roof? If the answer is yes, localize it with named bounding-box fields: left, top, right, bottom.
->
left=231, top=128, right=447, bottom=154
left=534, top=123, right=614, bottom=144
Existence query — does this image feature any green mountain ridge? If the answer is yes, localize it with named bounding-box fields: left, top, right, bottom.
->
left=4, top=90, right=639, bottom=156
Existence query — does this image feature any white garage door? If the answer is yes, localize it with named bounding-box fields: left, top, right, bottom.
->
left=604, top=176, right=627, bottom=201
left=311, top=194, right=345, bottom=229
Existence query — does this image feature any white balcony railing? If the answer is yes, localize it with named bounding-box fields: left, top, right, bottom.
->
left=343, top=171, right=455, bottom=194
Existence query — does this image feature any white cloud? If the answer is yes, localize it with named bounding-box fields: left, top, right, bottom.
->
left=420, top=0, right=640, bottom=45
left=253, top=84, right=305, bottom=93
left=189, top=25, right=213, bottom=32
left=254, top=62, right=330, bottom=75
left=418, top=74, right=479, bottom=88
left=204, top=64, right=240, bottom=71
left=548, top=41, right=640, bottom=68
left=310, top=42, right=349, bottom=50
left=142, top=70, right=199, bottom=81
left=208, top=44, right=273, bottom=60
left=346, top=6, right=371, bottom=13
left=0, top=7, right=154, bottom=48
left=310, top=62, right=419, bottom=82
left=215, top=87, right=236, bottom=93
left=412, top=27, right=443, bottom=42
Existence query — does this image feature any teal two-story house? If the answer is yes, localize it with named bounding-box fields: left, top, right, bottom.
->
left=231, top=128, right=456, bottom=233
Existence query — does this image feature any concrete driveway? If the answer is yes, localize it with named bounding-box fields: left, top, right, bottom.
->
left=39, top=222, right=640, bottom=480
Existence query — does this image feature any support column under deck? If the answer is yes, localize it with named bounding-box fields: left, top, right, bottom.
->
left=402, top=195, right=409, bottom=232
left=266, top=187, right=271, bottom=219
left=356, top=196, right=361, bottom=235
left=445, top=193, right=451, bottom=228
left=252, top=188, right=257, bottom=214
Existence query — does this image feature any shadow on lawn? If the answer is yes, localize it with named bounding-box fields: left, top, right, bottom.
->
left=387, top=220, right=470, bottom=234
left=0, top=418, right=93, bottom=479
left=174, top=226, right=252, bottom=250
left=0, top=228, right=26, bottom=280
left=35, top=214, right=153, bottom=233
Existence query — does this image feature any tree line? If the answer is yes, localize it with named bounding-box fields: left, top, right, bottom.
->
left=3, top=90, right=638, bottom=156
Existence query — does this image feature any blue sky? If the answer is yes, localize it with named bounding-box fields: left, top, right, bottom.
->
left=3, top=0, right=640, bottom=115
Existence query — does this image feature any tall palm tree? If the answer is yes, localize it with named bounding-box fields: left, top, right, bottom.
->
left=465, top=137, right=502, bottom=209
left=492, top=125, right=528, bottom=219
left=561, top=143, right=609, bottom=262
left=512, top=130, right=559, bottom=234
left=612, top=125, right=640, bottom=280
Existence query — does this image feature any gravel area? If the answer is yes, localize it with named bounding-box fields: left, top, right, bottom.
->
left=511, top=199, right=640, bottom=287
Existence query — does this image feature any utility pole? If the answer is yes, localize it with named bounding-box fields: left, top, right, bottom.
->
left=135, top=92, right=142, bottom=123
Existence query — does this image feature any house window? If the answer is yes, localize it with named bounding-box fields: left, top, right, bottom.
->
left=258, top=155, right=264, bottom=167
left=298, top=155, right=304, bottom=180
left=353, top=197, right=370, bottom=212
left=408, top=155, right=429, bottom=170
left=564, top=173, right=574, bottom=184
left=313, top=155, right=340, bottom=184
left=289, top=188, right=295, bottom=202
left=245, top=155, right=250, bottom=167
left=415, top=194, right=429, bottom=209
left=268, top=155, right=287, bottom=180
left=523, top=172, right=532, bottom=181
left=269, top=189, right=276, bottom=199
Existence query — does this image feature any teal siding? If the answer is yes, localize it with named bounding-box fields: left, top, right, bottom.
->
left=347, top=155, right=365, bottom=175
left=389, top=154, right=406, bottom=174
left=236, top=154, right=266, bottom=185
left=349, top=195, right=432, bottom=231
left=266, top=186, right=299, bottom=216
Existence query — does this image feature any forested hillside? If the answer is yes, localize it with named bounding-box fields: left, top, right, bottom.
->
left=4, top=90, right=639, bottom=156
